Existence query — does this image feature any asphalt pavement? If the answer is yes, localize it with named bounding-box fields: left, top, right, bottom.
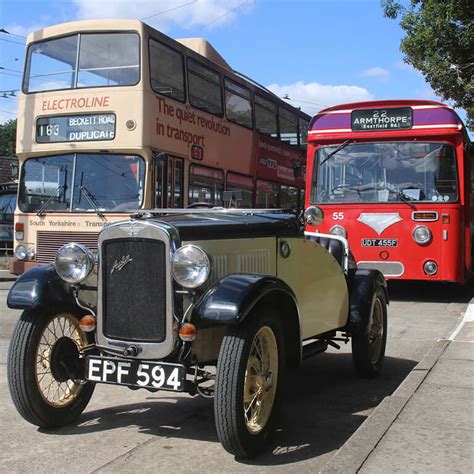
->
left=0, top=278, right=472, bottom=472
left=323, top=301, right=474, bottom=473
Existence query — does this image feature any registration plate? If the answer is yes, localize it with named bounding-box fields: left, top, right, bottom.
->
left=361, top=238, right=398, bottom=247
left=86, top=356, right=186, bottom=391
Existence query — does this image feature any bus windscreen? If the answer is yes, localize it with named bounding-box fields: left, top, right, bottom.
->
left=19, top=153, right=145, bottom=213
left=313, top=142, right=458, bottom=204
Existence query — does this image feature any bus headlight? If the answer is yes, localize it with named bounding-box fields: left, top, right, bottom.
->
left=330, top=225, right=347, bottom=238
left=172, top=245, right=210, bottom=288
left=413, top=225, right=432, bottom=244
left=15, top=245, right=27, bottom=261
left=27, top=246, right=36, bottom=259
left=55, top=243, right=95, bottom=284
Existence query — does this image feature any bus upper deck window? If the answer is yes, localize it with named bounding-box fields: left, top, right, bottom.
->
left=150, top=40, right=185, bottom=102
left=77, top=33, right=139, bottom=87
left=24, top=32, right=140, bottom=93
left=188, top=59, right=223, bottom=116
left=279, top=108, right=298, bottom=146
left=255, top=94, right=277, bottom=138
left=25, top=36, right=78, bottom=92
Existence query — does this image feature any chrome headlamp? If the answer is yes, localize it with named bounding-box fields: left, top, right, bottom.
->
left=172, top=245, right=210, bottom=288
left=329, top=224, right=347, bottom=238
left=15, top=245, right=27, bottom=261
left=55, top=243, right=95, bottom=283
left=413, top=225, right=432, bottom=245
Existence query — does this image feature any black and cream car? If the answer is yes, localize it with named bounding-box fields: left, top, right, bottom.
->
left=7, top=207, right=388, bottom=458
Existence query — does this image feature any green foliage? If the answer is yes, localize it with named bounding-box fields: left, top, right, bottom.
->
left=0, top=119, right=17, bottom=156
left=382, top=0, right=474, bottom=128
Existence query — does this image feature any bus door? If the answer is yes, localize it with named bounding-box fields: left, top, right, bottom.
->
left=154, top=152, right=184, bottom=208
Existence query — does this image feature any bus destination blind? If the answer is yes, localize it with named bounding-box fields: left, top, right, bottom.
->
left=351, top=107, right=412, bottom=131
left=36, top=114, right=116, bottom=143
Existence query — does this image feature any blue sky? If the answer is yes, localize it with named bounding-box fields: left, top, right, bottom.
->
left=0, top=0, right=467, bottom=125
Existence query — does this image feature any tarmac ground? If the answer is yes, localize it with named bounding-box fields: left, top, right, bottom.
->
left=325, top=304, right=474, bottom=473
left=0, top=278, right=473, bottom=472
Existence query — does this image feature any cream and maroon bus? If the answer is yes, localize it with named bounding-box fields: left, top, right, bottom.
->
left=12, top=19, right=310, bottom=273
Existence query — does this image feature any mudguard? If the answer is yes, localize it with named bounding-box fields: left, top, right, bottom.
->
left=192, top=273, right=297, bottom=325
left=7, top=264, right=75, bottom=310
left=346, top=268, right=388, bottom=334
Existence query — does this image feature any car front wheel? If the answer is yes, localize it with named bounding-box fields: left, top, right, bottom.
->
left=214, top=310, right=283, bottom=458
left=7, top=309, right=95, bottom=427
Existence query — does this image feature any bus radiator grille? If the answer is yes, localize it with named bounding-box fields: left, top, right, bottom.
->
left=36, top=231, right=99, bottom=263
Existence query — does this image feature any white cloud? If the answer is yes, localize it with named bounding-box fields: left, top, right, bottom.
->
left=361, top=66, right=390, bottom=83
left=73, top=0, right=255, bottom=31
left=266, top=81, right=374, bottom=115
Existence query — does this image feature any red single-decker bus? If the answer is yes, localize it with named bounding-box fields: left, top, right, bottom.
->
left=306, top=100, right=472, bottom=283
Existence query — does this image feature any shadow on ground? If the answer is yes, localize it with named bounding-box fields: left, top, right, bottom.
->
left=45, top=352, right=416, bottom=466
left=388, top=279, right=474, bottom=304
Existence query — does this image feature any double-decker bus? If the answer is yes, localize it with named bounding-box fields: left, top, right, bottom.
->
left=12, top=19, right=309, bottom=274
left=306, top=99, right=472, bottom=283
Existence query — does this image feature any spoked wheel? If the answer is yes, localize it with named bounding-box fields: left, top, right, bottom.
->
left=352, top=288, right=388, bottom=378
left=243, top=326, right=279, bottom=435
left=8, top=309, right=95, bottom=427
left=214, top=311, right=283, bottom=458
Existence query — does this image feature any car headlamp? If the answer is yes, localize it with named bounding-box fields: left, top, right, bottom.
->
left=413, top=225, right=432, bottom=244
left=329, top=225, right=347, bottom=238
left=55, top=243, right=95, bottom=283
left=172, top=245, right=210, bottom=288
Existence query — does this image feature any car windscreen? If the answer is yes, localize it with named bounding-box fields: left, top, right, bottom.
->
left=24, top=32, right=140, bottom=92
left=312, top=142, right=458, bottom=204
left=19, top=153, right=145, bottom=212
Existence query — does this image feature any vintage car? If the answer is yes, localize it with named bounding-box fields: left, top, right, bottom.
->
left=7, top=207, right=387, bottom=458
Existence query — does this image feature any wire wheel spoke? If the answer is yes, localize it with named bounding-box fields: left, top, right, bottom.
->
left=34, top=313, right=87, bottom=408
left=243, top=325, right=278, bottom=434
left=369, top=299, right=384, bottom=363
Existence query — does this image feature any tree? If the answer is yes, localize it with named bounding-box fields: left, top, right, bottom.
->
left=382, top=1, right=473, bottom=128
left=0, top=119, right=17, bottom=156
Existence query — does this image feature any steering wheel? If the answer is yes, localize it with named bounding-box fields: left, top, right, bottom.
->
left=186, top=202, right=215, bottom=209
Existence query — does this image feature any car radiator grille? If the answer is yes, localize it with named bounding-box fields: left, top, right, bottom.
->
left=102, top=238, right=167, bottom=343
left=36, top=231, right=98, bottom=263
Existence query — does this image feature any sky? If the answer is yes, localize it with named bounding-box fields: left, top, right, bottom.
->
left=0, top=0, right=468, bottom=126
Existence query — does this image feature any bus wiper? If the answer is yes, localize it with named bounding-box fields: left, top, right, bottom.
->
left=79, top=186, right=106, bottom=220
left=319, top=140, right=352, bottom=166
left=36, top=185, right=65, bottom=217
left=394, top=190, right=417, bottom=210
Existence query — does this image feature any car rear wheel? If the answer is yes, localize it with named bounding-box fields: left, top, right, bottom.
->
left=7, top=309, right=95, bottom=427
left=214, top=310, right=283, bottom=458
left=351, top=288, right=387, bottom=378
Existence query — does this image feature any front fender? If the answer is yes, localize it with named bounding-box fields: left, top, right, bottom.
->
left=192, top=273, right=296, bottom=325
left=7, top=264, right=75, bottom=310
left=346, top=268, right=388, bottom=334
